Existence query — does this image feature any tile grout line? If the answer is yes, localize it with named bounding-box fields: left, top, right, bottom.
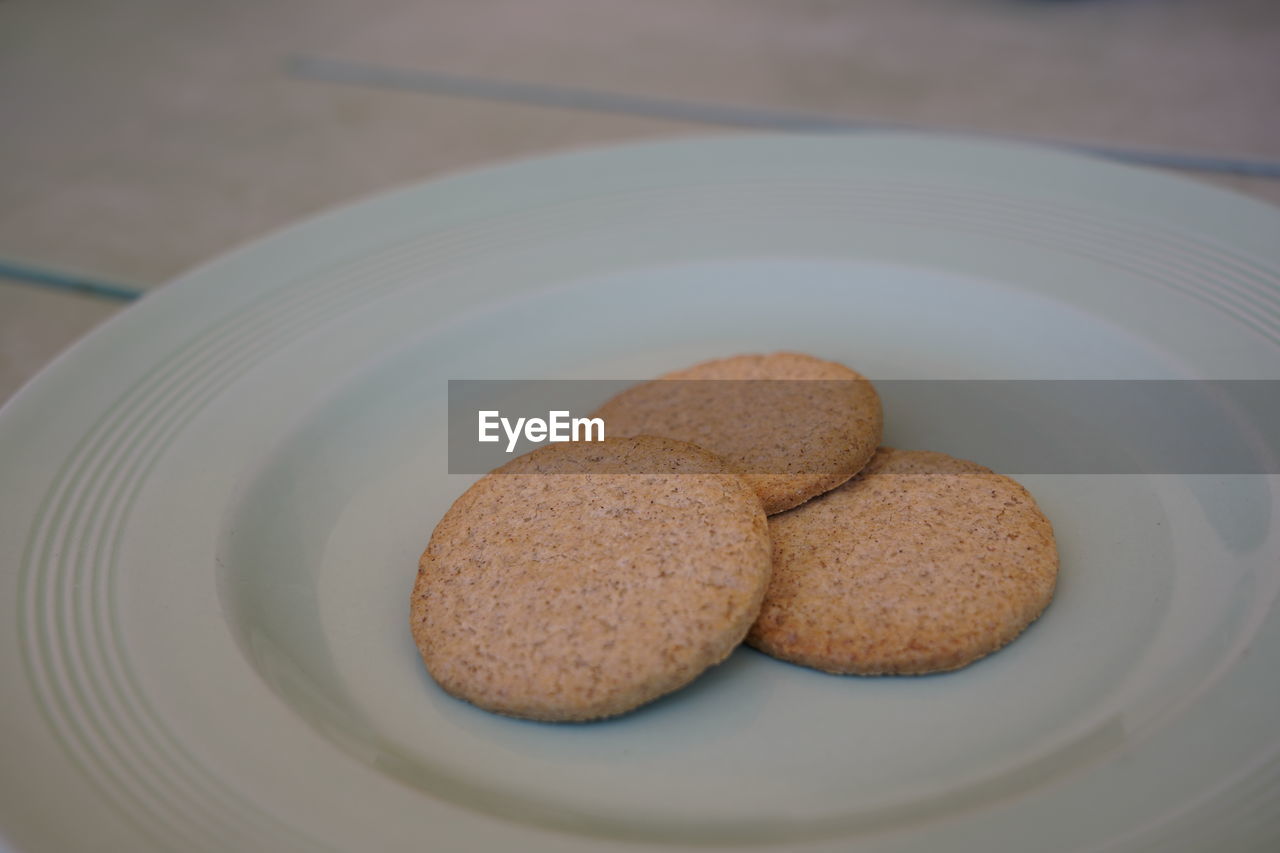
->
left=0, top=259, right=146, bottom=303
left=288, top=54, right=904, bottom=134
left=287, top=55, right=1280, bottom=180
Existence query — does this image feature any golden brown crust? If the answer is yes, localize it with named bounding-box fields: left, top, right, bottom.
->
left=411, top=436, right=772, bottom=721
left=747, top=447, right=1059, bottom=675
left=592, top=352, right=882, bottom=514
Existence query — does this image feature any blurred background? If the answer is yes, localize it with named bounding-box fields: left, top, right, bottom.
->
left=2, top=0, right=1278, bottom=403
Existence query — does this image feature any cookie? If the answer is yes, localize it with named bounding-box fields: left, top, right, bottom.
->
left=592, top=352, right=882, bottom=514
left=411, top=436, right=773, bottom=721
left=747, top=448, right=1058, bottom=675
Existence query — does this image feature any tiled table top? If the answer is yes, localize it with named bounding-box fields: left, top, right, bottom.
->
left=3, top=0, right=1278, bottom=404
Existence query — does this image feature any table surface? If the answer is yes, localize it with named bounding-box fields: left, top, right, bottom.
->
left=3, top=0, right=1279, bottom=404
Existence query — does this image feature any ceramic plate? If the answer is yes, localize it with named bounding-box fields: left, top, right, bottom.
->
left=1, top=134, right=1278, bottom=852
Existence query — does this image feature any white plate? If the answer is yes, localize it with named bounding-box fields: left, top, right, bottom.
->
left=2, top=134, right=1278, bottom=853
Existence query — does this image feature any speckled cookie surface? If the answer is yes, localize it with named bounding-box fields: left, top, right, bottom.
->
left=748, top=448, right=1058, bottom=675
left=592, top=352, right=882, bottom=515
left=412, top=436, right=772, bottom=722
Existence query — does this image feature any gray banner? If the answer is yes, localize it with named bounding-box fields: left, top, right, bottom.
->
left=448, top=380, right=1280, bottom=475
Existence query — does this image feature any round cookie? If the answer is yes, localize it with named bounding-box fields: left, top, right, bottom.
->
left=412, top=436, right=772, bottom=722
left=592, top=352, right=882, bottom=515
left=747, top=448, right=1058, bottom=675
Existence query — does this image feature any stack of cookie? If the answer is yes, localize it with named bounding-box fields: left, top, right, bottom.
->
left=411, top=353, right=1058, bottom=722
